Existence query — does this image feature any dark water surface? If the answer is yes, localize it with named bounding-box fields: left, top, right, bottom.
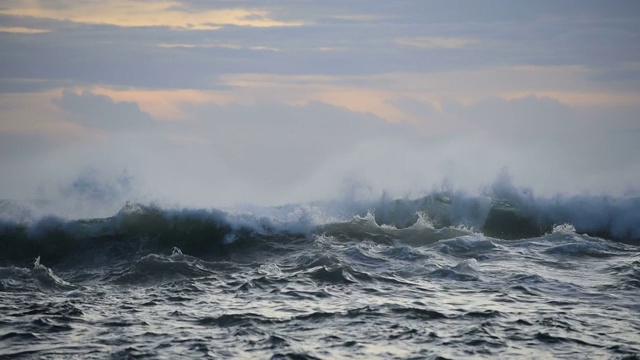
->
left=1, top=199, right=640, bottom=359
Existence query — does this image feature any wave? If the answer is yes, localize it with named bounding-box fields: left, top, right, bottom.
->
left=0, top=257, right=77, bottom=292
left=111, top=247, right=220, bottom=284
left=1, top=183, right=639, bottom=265
left=369, top=191, right=640, bottom=242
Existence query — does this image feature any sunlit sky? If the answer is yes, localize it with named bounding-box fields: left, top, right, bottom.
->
left=1, top=0, right=639, bottom=209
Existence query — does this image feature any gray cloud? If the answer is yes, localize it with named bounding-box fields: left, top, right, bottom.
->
left=0, top=132, right=57, bottom=200
left=1, top=3, right=639, bottom=89
left=53, top=90, right=154, bottom=132
left=0, top=78, right=79, bottom=93
left=178, top=0, right=640, bottom=24
left=447, top=95, right=575, bottom=140
left=0, top=132, right=54, bottom=161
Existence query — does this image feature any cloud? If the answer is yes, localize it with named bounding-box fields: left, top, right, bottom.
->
left=0, top=132, right=58, bottom=199
left=0, top=132, right=54, bottom=161
left=395, top=37, right=479, bottom=49
left=0, top=26, right=49, bottom=33
left=2, top=2, right=638, bottom=91
left=446, top=95, right=575, bottom=140
left=53, top=90, right=155, bottom=132
left=177, top=0, right=640, bottom=24
left=0, top=1, right=304, bottom=29
left=0, top=78, right=78, bottom=94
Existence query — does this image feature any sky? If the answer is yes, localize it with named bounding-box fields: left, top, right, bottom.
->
left=1, top=0, right=639, bottom=213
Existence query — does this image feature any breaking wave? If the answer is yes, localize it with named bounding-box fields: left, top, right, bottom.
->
left=1, top=183, right=639, bottom=266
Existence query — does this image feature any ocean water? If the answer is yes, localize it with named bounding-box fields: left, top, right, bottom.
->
left=1, top=191, right=639, bottom=359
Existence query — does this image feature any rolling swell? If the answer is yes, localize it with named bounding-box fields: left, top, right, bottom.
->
left=1, top=190, right=639, bottom=265
left=371, top=192, right=640, bottom=242
left=0, top=203, right=263, bottom=266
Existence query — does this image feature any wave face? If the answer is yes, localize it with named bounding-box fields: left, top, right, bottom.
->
left=1, top=188, right=639, bottom=265
left=1, top=192, right=640, bottom=358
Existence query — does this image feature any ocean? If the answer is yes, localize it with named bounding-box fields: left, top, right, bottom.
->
left=1, top=189, right=639, bottom=359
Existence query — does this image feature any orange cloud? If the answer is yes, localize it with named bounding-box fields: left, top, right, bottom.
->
left=0, top=26, right=49, bottom=33
left=0, top=0, right=303, bottom=29
left=4, top=63, right=636, bottom=141
left=90, top=88, right=232, bottom=120
left=0, top=91, right=89, bottom=141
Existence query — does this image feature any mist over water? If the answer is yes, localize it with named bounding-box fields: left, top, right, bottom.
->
left=3, top=117, right=638, bottom=219
left=2, top=110, right=640, bottom=359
